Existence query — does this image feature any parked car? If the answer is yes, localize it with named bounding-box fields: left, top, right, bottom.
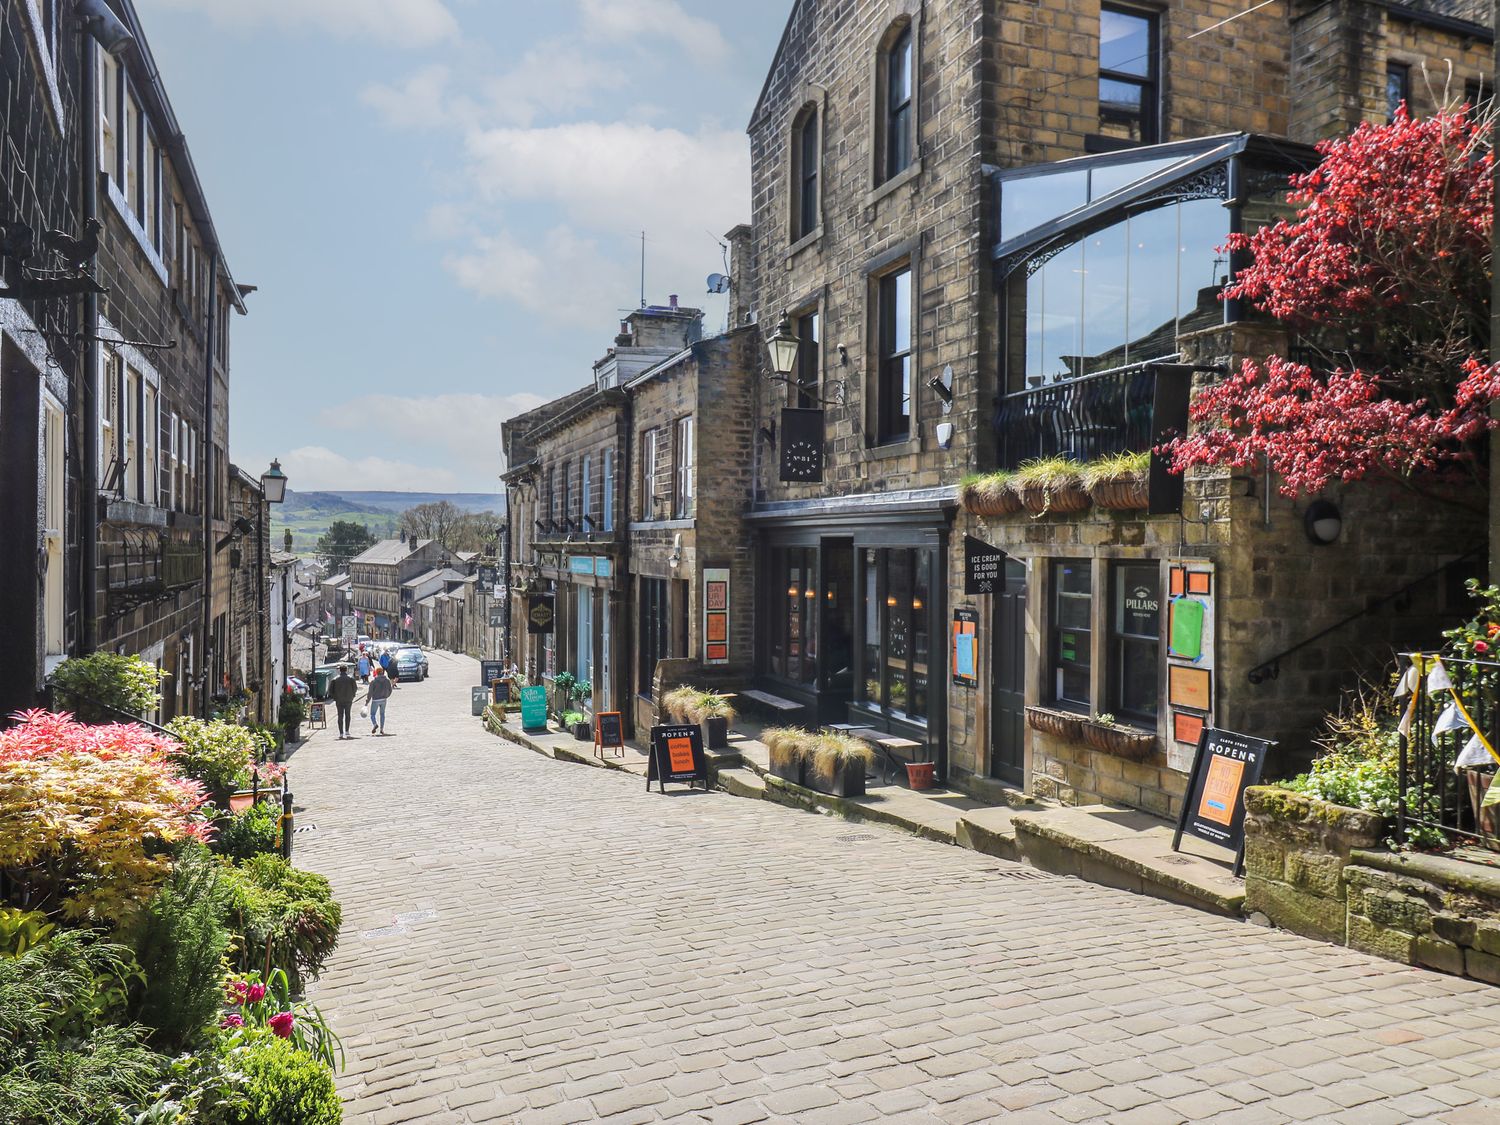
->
left=392, top=646, right=428, bottom=682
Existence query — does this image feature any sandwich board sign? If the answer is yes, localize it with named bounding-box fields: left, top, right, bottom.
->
left=595, top=711, right=625, bottom=759
left=647, top=723, right=708, bottom=793
left=519, top=685, right=548, bottom=733
left=1172, top=726, right=1273, bottom=875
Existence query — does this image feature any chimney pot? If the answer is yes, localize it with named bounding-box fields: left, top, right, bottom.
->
left=669, top=294, right=678, bottom=309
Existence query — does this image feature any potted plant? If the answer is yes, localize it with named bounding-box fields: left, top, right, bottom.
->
left=570, top=680, right=593, bottom=740
left=1013, top=457, right=1090, bottom=515
left=764, top=727, right=809, bottom=785
left=683, top=689, right=736, bottom=749
left=1025, top=705, right=1084, bottom=741
left=959, top=470, right=1023, bottom=516
left=277, top=690, right=306, bottom=744
left=805, top=732, right=874, bottom=798
left=1082, top=451, right=1151, bottom=511
left=551, top=671, right=577, bottom=721
left=661, top=685, right=699, bottom=725
left=1081, top=712, right=1156, bottom=760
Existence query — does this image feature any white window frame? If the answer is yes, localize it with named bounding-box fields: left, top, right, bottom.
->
left=602, top=449, right=615, bottom=532
left=641, top=429, right=658, bottom=519
left=673, top=416, right=694, bottom=518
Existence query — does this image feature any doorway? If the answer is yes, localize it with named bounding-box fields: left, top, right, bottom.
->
left=990, top=558, right=1027, bottom=785
left=819, top=538, right=854, bottom=722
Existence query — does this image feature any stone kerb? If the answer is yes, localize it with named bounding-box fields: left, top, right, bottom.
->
left=1242, top=785, right=1384, bottom=944
left=1344, top=850, right=1500, bottom=982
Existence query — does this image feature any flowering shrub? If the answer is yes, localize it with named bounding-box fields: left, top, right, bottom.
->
left=220, top=968, right=343, bottom=1070
left=165, top=717, right=262, bottom=806
left=47, top=652, right=167, bottom=723
left=0, top=712, right=212, bottom=924
left=1167, top=108, right=1495, bottom=498
left=1443, top=579, right=1500, bottom=664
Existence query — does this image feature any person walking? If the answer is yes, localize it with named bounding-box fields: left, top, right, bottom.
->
left=379, top=649, right=393, bottom=677
left=330, top=664, right=358, bottom=739
left=367, top=664, right=395, bottom=735
left=357, top=651, right=371, bottom=683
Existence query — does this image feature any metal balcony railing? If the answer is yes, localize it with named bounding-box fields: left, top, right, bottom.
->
left=993, top=362, right=1160, bottom=471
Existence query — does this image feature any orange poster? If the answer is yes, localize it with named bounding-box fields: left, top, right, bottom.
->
left=668, top=736, right=695, bottom=773
left=1198, top=754, right=1245, bottom=826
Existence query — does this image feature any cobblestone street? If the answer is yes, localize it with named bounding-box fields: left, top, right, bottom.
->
left=294, top=651, right=1500, bottom=1123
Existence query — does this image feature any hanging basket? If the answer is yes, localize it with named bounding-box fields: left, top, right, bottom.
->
left=1088, top=475, right=1150, bottom=511
left=1025, top=706, right=1084, bottom=741
left=1081, top=720, right=1156, bottom=761
left=960, top=484, right=1024, bottom=516
left=1018, top=481, right=1090, bottom=515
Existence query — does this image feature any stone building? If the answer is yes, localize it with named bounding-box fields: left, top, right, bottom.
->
left=742, top=0, right=1490, bottom=816
left=0, top=0, right=248, bottom=723
left=223, top=465, right=272, bottom=720
left=348, top=538, right=452, bottom=639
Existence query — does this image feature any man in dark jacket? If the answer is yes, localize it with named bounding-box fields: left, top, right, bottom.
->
left=367, top=665, right=395, bottom=735
left=331, top=665, right=358, bottom=739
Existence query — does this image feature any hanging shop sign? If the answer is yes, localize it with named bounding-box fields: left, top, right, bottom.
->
left=952, top=608, right=977, bottom=687
left=703, top=567, right=730, bottom=665
left=526, top=592, right=556, bottom=635
left=519, top=684, right=548, bottom=732
left=478, top=565, right=498, bottom=586
left=595, top=711, right=624, bottom=759
left=964, top=536, right=1006, bottom=595
left=779, top=408, right=824, bottom=483
left=1173, top=726, right=1273, bottom=874
left=568, top=556, right=596, bottom=576
left=647, top=723, right=708, bottom=792
left=488, top=609, right=505, bottom=628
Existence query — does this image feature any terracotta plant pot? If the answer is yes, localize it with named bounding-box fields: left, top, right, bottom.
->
left=1081, top=720, right=1156, bottom=761
left=1089, top=475, right=1150, bottom=511
left=905, top=761, right=936, bottom=790
left=1025, top=706, right=1084, bottom=741
left=1018, top=482, right=1090, bottom=515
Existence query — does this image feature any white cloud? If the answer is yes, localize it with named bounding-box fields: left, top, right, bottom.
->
left=577, top=0, right=728, bottom=63
left=150, top=0, right=458, bottom=46
left=275, top=446, right=464, bottom=492
left=442, top=225, right=634, bottom=327
left=360, top=65, right=460, bottom=130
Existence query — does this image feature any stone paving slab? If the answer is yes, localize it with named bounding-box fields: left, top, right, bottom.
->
left=293, top=651, right=1500, bottom=1123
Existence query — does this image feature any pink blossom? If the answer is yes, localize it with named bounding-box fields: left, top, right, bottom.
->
left=269, top=1011, right=295, bottom=1039
left=246, top=982, right=267, bottom=1003
left=220, top=1014, right=245, bottom=1029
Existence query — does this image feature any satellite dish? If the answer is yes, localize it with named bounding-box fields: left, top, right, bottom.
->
left=706, top=273, right=731, bottom=295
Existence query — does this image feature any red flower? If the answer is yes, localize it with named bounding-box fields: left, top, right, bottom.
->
left=1475, top=641, right=1489, bottom=654
left=269, top=1011, right=295, bottom=1039
left=246, top=982, right=267, bottom=1003
left=220, top=1013, right=245, bottom=1029
left=227, top=980, right=251, bottom=1006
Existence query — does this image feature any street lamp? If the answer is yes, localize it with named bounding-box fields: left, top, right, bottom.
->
left=767, top=312, right=800, bottom=379
left=256, top=460, right=288, bottom=720
left=260, top=458, right=288, bottom=504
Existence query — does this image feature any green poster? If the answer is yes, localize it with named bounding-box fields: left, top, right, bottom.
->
left=1170, top=597, right=1205, bottom=661
left=520, top=685, right=548, bottom=732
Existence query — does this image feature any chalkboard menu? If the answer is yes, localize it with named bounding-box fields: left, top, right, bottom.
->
left=964, top=536, right=1005, bottom=595
left=647, top=724, right=708, bottom=793
left=519, top=685, right=548, bottom=733
left=595, top=711, right=624, bottom=758
left=1173, top=727, right=1273, bottom=874
left=480, top=660, right=506, bottom=688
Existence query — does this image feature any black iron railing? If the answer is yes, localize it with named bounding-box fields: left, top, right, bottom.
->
left=993, top=362, right=1160, bottom=471
left=1399, top=652, right=1500, bottom=854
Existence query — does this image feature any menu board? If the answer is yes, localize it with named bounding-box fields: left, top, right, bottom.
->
left=1173, top=727, right=1273, bottom=873
left=647, top=724, right=708, bottom=792
left=595, top=711, right=624, bottom=758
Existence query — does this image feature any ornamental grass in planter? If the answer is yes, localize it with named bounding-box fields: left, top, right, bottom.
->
left=661, top=686, right=699, bottom=725
left=1081, top=451, right=1151, bottom=511
left=1013, top=457, right=1090, bottom=515
left=805, top=732, right=875, bottom=798
left=959, top=470, right=1023, bottom=516
left=1081, top=713, right=1156, bottom=760
left=1025, top=705, right=1084, bottom=741
left=764, top=726, right=810, bottom=785
left=693, top=692, right=737, bottom=750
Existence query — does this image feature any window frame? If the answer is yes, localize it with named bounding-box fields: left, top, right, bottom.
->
left=856, top=546, right=933, bottom=722
left=602, top=448, right=615, bottom=532
left=1109, top=561, right=1161, bottom=723
left=1050, top=559, right=1093, bottom=711
left=640, top=428, right=659, bottom=520
left=793, top=308, right=821, bottom=408
left=1387, top=62, right=1411, bottom=122
left=791, top=104, right=821, bottom=241
left=1097, top=4, right=1160, bottom=147
left=580, top=454, right=593, bottom=530
left=875, top=264, right=914, bottom=444
left=673, top=416, right=694, bottom=519
left=885, top=27, right=914, bottom=181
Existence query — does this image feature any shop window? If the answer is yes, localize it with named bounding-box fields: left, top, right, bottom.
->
left=1051, top=560, right=1091, bottom=708
left=1098, top=5, right=1158, bottom=145
left=794, top=310, right=820, bottom=408
left=638, top=576, right=668, bottom=696
left=876, top=266, right=912, bottom=443
left=1111, top=562, right=1160, bottom=722
left=859, top=547, right=932, bottom=720
left=769, top=547, right=819, bottom=686
left=1387, top=63, right=1410, bottom=122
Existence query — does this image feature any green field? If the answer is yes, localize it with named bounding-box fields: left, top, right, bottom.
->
left=269, top=490, right=504, bottom=558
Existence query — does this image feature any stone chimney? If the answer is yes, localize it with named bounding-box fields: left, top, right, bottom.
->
left=724, top=224, right=753, bottom=330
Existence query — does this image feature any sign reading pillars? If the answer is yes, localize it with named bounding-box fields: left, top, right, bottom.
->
left=703, top=568, right=730, bottom=665
left=1165, top=560, right=1215, bottom=773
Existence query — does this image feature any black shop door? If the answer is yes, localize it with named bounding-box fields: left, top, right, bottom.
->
left=990, top=559, right=1028, bottom=786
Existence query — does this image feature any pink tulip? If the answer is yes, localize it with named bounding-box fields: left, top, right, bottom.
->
left=269, top=1011, right=295, bottom=1039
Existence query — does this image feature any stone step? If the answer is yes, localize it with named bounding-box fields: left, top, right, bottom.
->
left=1011, top=804, right=1245, bottom=917
left=955, top=806, right=1021, bottom=861
left=715, top=766, right=767, bottom=800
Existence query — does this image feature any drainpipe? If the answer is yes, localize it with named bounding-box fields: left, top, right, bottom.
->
left=199, top=249, right=217, bottom=716
left=80, top=35, right=100, bottom=652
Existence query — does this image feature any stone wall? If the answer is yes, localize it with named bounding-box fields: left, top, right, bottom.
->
left=1245, top=786, right=1500, bottom=983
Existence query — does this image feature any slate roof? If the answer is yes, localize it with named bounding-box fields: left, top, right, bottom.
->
left=350, top=539, right=433, bottom=565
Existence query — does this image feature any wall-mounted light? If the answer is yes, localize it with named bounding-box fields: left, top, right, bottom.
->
left=767, top=312, right=800, bottom=378
left=78, top=0, right=135, bottom=55
left=1304, top=499, right=1342, bottom=546
left=927, top=368, right=954, bottom=408
left=837, top=344, right=849, bottom=365
left=803, top=587, right=815, bottom=599
left=668, top=532, right=683, bottom=569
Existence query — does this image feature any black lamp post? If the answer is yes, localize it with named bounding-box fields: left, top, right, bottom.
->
left=258, top=459, right=288, bottom=720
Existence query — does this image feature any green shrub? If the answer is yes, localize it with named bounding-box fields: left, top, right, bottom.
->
left=128, top=846, right=233, bottom=1051
left=220, top=854, right=340, bottom=991
left=166, top=718, right=260, bottom=806
left=0, top=931, right=166, bottom=1125
left=213, top=801, right=282, bottom=863
left=278, top=692, right=307, bottom=729
left=0, top=906, right=55, bottom=958
left=223, top=1033, right=341, bottom=1125
left=48, top=652, right=167, bottom=723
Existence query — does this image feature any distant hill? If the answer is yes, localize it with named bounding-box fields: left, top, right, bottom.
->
left=272, top=490, right=506, bottom=556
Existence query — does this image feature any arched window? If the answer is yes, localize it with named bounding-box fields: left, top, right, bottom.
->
left=791, top=105, right=820, bottom=240
left=884, top=26, right=914, bottom=180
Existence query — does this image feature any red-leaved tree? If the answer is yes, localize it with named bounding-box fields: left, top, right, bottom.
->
left=1167, top=107, right=1497, bottom=502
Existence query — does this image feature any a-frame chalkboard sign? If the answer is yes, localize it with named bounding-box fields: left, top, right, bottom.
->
left=647, top=724, right=709, bottom=793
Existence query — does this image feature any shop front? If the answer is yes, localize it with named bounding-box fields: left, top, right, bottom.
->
left=552, top=550, right=623, bottom=722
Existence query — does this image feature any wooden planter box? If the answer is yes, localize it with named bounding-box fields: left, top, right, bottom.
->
left=1089, top=475, right=1149, bottom=511
left=1081, top=720, right=1156, bottom=760
left=1018, top=482, right=1090, bottom=515
left=1026, top=706, right=1084, bottom=741
left=703, top=716, right=729, bottom=750
left=805, top=757, right=866, bottom=798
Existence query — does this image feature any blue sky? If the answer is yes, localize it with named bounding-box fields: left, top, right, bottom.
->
left=134, top=0, right=787, bottom=492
